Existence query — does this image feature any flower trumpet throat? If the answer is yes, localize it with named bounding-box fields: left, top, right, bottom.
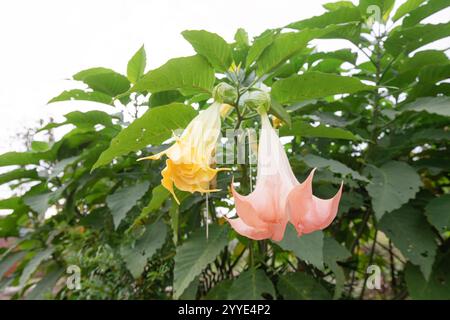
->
left=138, top=102, right=228, bottom=204
left=226, top=112, right=343, bottom=241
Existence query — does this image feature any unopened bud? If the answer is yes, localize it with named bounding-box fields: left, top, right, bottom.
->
left=213, top=83, right=237, bottom=104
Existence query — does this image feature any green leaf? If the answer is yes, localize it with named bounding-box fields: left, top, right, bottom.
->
left=48, top=89, right=113, bottom=105
left=385, top=22, right=450, bottom=56
left=379, top=205, right=437, bottom=280
left=205, top=279, right=233, bottom=299
left=323, top=1, right=356, bottom=11
left=323, top=237, right=351, bottom=299
left=149, top=90, right=184, bottom=107
left=365, top=161, right=422, bottom=220
left=120, top=220, right=167, bottom=278
left=277, top=272, right=331, bottom=299
left=234, top=28, right=249, bottom=47
left=92, top=103, right=197, bottom=170
left=127, top=45, right=146, bottom=84
left=24, top=192, right=52, bottom=216
left=178, top=276, right=199, bottom=300
left=405, top=252, right=450, bottom=300
left=133, top=55, right=215, bottom=95
left=278, top=225, right=324, bottom=269
left=0, top=168, right=39, bottom=185
left=31, top=141, right=50, bottom=152
left=0, top=197, right=24, bottom=210
left=393, top=0, right=426, bottom=21
left=0, top=251, right=26, bottom=279
left=401, top=96, right=450, bottom=117
left=19, top=248, right=54, bottom=288
left=134, top=185, right=170, bottom=225
left=173, top=224, right=229, bottom=298
left=403, top=0, right=450, bottom=27
left=0, top=151, right=51, bottom=167
left=425, top=194, right=450, bottom=233
left=272, top=72, right=372, bottom=104
left=359, top=0, right=395, bottom=21
left=280, top=120, right=360, bottom=141
left=49, top=156, right=79, bottom=179
left=287, top=7, right=361, bottom=29
left=106, top=181, right=150, bottom=229
left=73, top=67, right=130, bottom=97
left=182, top=30, right=232, bottom=72
left=246, top=30, right=276, bottom=66
left=269, top=98, right=291, bottom=127
left=26, top=268, right=64, bottom=300
left=302, top=154, right=369, bottom=182
left=256, top=30, right=319, bottom=76
left=228, top=269, right=275, bottom=300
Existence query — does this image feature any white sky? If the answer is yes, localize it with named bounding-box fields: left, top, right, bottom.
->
left=0, top=0, right=448, bottom=155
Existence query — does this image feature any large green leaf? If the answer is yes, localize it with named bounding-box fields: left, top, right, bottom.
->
left=385, top=22, right=450, bottom=55
left=132, top=55, right=215, bottom=95
left=359, top=0, right=395, bottom=21
left=403, top=0, right=450, bottom=27
left=302, top=154, right=369, bottom=182
left=73, top=67, right=130, bottom=97
left=256, top=28, right=335, bottom=76
left=278, top=225, right=324, bottom=269
left=0, top=168, right=39, bottom=185
left=134, top=185, right=170, bottom=226
left=0, top=151, right=52, bottom=167
left=228, top=269, right=275, bottom=300
left=365, top=161, right=422, bottom=220
left=173, top=224, right=229, bottom=298
left=92, top=103, right=197, bottom=170
left=182, top=30, right=232, bottom=72
left=401, top=96, right=450, bottom=117
left=287, top=7, right=361, bottom=29
left=205, top=279, right=233, bottom=299
left=323, top=237, right=350, bottom=299
left=379, top=205, right=437, bottom=280
left=323, top=1, right=355, bottom=11
left=277, top=272, right=331, bottom=299
left=120, top=220, right=167, bottom=278
left=19, top=248, right=54, bottom=288
left=405, top=252, right=450, bottom=300
left=106, top=181, right=150, bottom=229
left=23, top=192, right=52, bottom=217
left=280, top=120, right=360, bottom=141
left=392, top=0, right=426, bottom=21
left=269, top=98, right=291, bottom=127
left=425, top=194, right=450, bottom=233
left=127, top=45, right=146, bottom=84
left=272, top=72, right=372, bottom=104
left=246, top=30, right=276, bottom=66
left=48, top=89, right=113, bottom=105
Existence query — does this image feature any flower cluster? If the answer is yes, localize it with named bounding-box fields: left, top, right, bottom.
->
left=139, top=85, right=343, bottom=241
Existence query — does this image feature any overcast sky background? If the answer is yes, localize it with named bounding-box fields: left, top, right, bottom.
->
left=0, top=0, right=448, bottom=156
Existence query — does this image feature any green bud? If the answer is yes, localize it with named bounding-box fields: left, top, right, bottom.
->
left=212, top=82, right=237, bottom=104
left=242, top=90, right=271, bottom=114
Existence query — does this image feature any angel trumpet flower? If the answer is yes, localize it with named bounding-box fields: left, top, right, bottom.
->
left=226, top=113, right=343, bottom=241
left=138, top=102, right=227, bottom=204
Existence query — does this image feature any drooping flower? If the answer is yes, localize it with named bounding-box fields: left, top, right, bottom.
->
left=226, top=112, right=343, bottom=241
left=138, top=102, right=226, bottom=204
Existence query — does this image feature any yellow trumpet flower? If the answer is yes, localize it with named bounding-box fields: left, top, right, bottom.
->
left=138, top=102, right=227, bottom=204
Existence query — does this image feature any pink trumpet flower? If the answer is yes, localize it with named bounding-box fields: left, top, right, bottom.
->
left=226, top=113, right=343, bottom=241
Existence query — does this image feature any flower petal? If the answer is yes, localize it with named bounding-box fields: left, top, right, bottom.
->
left=225, top=217, right=273, bottom=240
left=286, top=168, right=343, bottom=235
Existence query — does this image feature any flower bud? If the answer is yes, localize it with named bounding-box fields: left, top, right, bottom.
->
left=242, top=90, right=271, bottom=114
left=212, top=82, right=237, bottom=104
